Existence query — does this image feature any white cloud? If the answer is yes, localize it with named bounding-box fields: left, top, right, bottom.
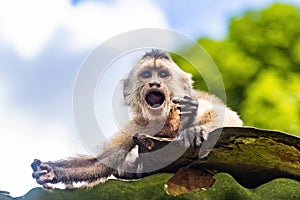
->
left=0, top=0, right=168, bottom=59
left=0, top=0, right=69, bottom=59
left=66, top=0, right=168, bottom=50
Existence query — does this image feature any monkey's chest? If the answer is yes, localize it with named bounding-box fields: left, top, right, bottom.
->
left=154, top=116, right=180, bottom=138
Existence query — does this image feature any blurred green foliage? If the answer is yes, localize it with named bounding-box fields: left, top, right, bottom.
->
left=174, top=3, right=300, bottom=136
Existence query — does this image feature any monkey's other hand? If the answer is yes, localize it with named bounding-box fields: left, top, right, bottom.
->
left=176, top=125, right=209, bottom=148
left=172, top=95, right=198, bottom=129
left=31, top=159, right=57, bottom=189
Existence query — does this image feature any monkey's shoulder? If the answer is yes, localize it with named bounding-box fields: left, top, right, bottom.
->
left=194, top=91, right=224, bottom=105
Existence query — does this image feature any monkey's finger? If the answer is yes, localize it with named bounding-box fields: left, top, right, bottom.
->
left=177, top=105, right=198, bottom=112
left=195, top=126, right=209, bottom=147
left=188, top=133, right=196, bottom=148
left=195, top=135, right=202, bottom=147
left=189, top=135, right=197, bottom=148
left=36, top=172, right=56, bottom=184
left=32, top=170, right=48, bottom=178
left=36, top=177, right=50, bottom=185
left=179, top=111, right=197, bottom=116
left=183, top=95, right=194, bottom=100
left=183, top=131, right=192, bottom=148
left=181, top=100, right=198, bottom=107
left=172, top=97, right=181, bottom=104
left=202, top=129, right=209, bottom=141
left=181, top=128, right=195, bottom=148
left=172, top=97, right=198, bottom=107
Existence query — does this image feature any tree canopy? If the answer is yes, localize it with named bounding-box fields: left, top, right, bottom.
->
left=175, top=3, right=300, bottom=136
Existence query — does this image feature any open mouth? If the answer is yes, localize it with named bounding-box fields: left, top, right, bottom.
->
left=145, top=91, right=165, bottom=108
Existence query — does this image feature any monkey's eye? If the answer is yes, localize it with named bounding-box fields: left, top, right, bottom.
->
left=159, top=70, right=169, bottom=78
left=140, top=70, right=152, bottom=79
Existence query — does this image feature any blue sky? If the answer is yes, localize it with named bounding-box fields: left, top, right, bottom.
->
left=0, top=0, right=299, bottom=197
left=156, top=0, right=275, bottom=38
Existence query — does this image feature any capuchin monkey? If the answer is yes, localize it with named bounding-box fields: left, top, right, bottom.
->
left=31, top=49, right=243, bottom=189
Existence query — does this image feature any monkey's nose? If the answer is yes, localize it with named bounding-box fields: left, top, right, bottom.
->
left=149, top=80, right=161, bottom=87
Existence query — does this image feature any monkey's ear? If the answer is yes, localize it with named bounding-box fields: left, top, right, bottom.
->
left=184, top=72, right=194, bottom=86
left=186, top=73, right=194, bottom=89
left=180, top=72, right=194, bottom=95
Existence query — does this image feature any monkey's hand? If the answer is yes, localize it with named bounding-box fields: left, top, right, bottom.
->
left=176, top=125, right=209, bottom=148
left=31, top=159, right=57, bottom=189
left=173, top=95, right=198, bottom=129
left=173, top=96, right=208, bottom=148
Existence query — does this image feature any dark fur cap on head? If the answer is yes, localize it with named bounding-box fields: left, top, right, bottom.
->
left=142, top=49, right=171, bottom=60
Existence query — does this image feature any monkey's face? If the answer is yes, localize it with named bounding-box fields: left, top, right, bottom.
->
left=124, top=56, right=194, bottom=120
left=139, top=65, right=170, bottom=115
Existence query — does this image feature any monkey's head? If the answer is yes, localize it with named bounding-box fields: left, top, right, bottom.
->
left=123, top=49, right=194, bottom=122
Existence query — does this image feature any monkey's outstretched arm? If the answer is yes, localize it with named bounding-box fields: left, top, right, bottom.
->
left=31, top=156, right=112, bottom=188
left=32, top=132, right=136, bottom=189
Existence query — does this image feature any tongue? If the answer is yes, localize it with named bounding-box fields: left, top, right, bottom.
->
left=146, top=92, right=164, bottom=107
left=152, top=103, right=161, bottom=108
